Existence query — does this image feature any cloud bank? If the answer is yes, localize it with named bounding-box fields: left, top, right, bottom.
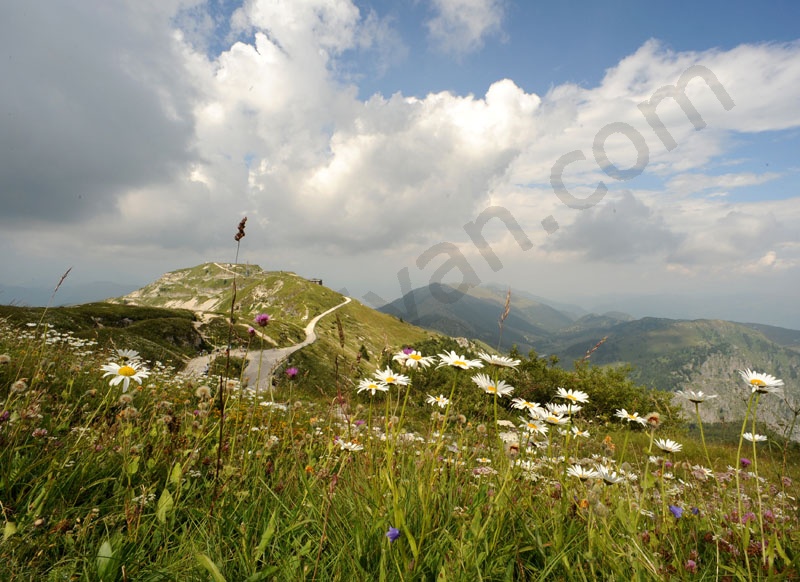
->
left=0, top=0, right=798, bottom=320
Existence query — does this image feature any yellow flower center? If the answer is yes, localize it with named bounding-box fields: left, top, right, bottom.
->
left=750, top=379, right=766, bottom=387
left=119, top=365, right=136, bottom=377
left=454, top=360, right=466, bottom=367
left=410, top=354, right=421, bottom=360
left=566, top=394, right=577, bottom=401
left=487, top=385, right=497, bottom=393
left=386, top=377, right=395, bottom=383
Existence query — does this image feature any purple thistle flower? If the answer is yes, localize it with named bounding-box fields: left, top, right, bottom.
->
left=402, top=347, right=414, bottom=355
left=386, top=527, right=400, bottom=543
left=740, top=457, right=752, bottom=468
left=285, top=367, right=298, bottom=378
left=0, top=410, right=9, bottom=423
left=669, top=505, right=683, bottom=519
left=248, top=326, right=256, bottom=337
left=685, top=559, right=697, bottom=573
left=255, top=313, right=271, bottom=327
left=354, top=419, right=366, bottom=426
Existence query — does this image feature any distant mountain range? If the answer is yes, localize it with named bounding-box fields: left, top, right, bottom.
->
left=379, top=283, right=800, bottom=437
left=0, top=282, right=140, bottom=307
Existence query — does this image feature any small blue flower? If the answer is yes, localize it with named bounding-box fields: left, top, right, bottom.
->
left=669, top=505, right=683, bottom=519
left=385, top=527, right=400, bottom=543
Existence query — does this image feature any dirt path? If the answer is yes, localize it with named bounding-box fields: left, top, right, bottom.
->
left=243, top=297, right=351, bottom=393
left=183, top=297, right=352, bottom=394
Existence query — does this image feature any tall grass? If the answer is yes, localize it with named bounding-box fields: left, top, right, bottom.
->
left=1, top=307, right=799, bottom=580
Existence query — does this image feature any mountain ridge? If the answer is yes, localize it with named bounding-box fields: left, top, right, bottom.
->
left=378, top=282, right=800, bottom=439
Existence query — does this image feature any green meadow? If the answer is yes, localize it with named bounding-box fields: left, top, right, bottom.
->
left=1, top=280, right=799, bottom=580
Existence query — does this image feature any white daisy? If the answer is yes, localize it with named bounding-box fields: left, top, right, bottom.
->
left=393, top=350, right=435, bottom=369
left=511, top=398, right=543, bottom=415
left=675, top=389, right=718, bottom=403
left=654, top=438, right=683, bottom=454
left=543, top=412, right=569, bottom=426
left=743, top=432, right=768, bottom=442
left=100, top=361, right=149, bottom=393
left=571, top=426, right=590, bottom=438
left=338, top=440, right=364, bottom=452
left=519, top=417, right=548, bottom=436
left=477, top=352, right=521, bottom=368
left=567, top=465, right=600, bottom=480
left=357, top=379, right=389, bottom=395
left=373, top=368, right=410, bottom=387
left=437, top=351, right=484, bottom=370
left=547, top=402, right=582, bottom=415
left=471, top=374, right=514, bottom=397
left=115, top=349, right=142, bottom=363
left=738, top=369, right=784, bottom=395
left=615, top=409, right=648, bottom=426
left=555, top=387, right=589, bottom=404
left=426, top=394, right=450, bottom=408
left=596, top=466, right=624, bottom=485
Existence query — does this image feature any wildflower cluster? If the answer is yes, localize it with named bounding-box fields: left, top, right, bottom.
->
left=1, top=308, right=796, bottom=581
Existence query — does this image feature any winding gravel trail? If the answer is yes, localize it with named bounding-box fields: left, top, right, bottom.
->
left=183, top=297, right=351, bottom=392
left=241, top=296, right=352, bottom=392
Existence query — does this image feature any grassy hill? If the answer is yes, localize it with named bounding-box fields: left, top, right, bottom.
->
left=109, top=263, right=438, bottom=388
left=0, top=264, right=440, bottom=381
left=0, top=302, right=206, bottom=367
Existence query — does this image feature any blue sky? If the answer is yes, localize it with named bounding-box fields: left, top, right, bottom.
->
left=351, top=1, right=800, bottom=97
left=1, top=0, right=799, bottom=327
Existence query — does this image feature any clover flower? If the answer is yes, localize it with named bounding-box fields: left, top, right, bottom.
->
left=285, top=367, right=299, bottom=378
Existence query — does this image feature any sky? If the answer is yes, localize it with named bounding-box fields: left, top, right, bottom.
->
left=1, top=0, right=800, bottom=327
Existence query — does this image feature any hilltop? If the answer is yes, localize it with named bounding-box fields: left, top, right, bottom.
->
left=108, top=263, right=438, bottom=389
